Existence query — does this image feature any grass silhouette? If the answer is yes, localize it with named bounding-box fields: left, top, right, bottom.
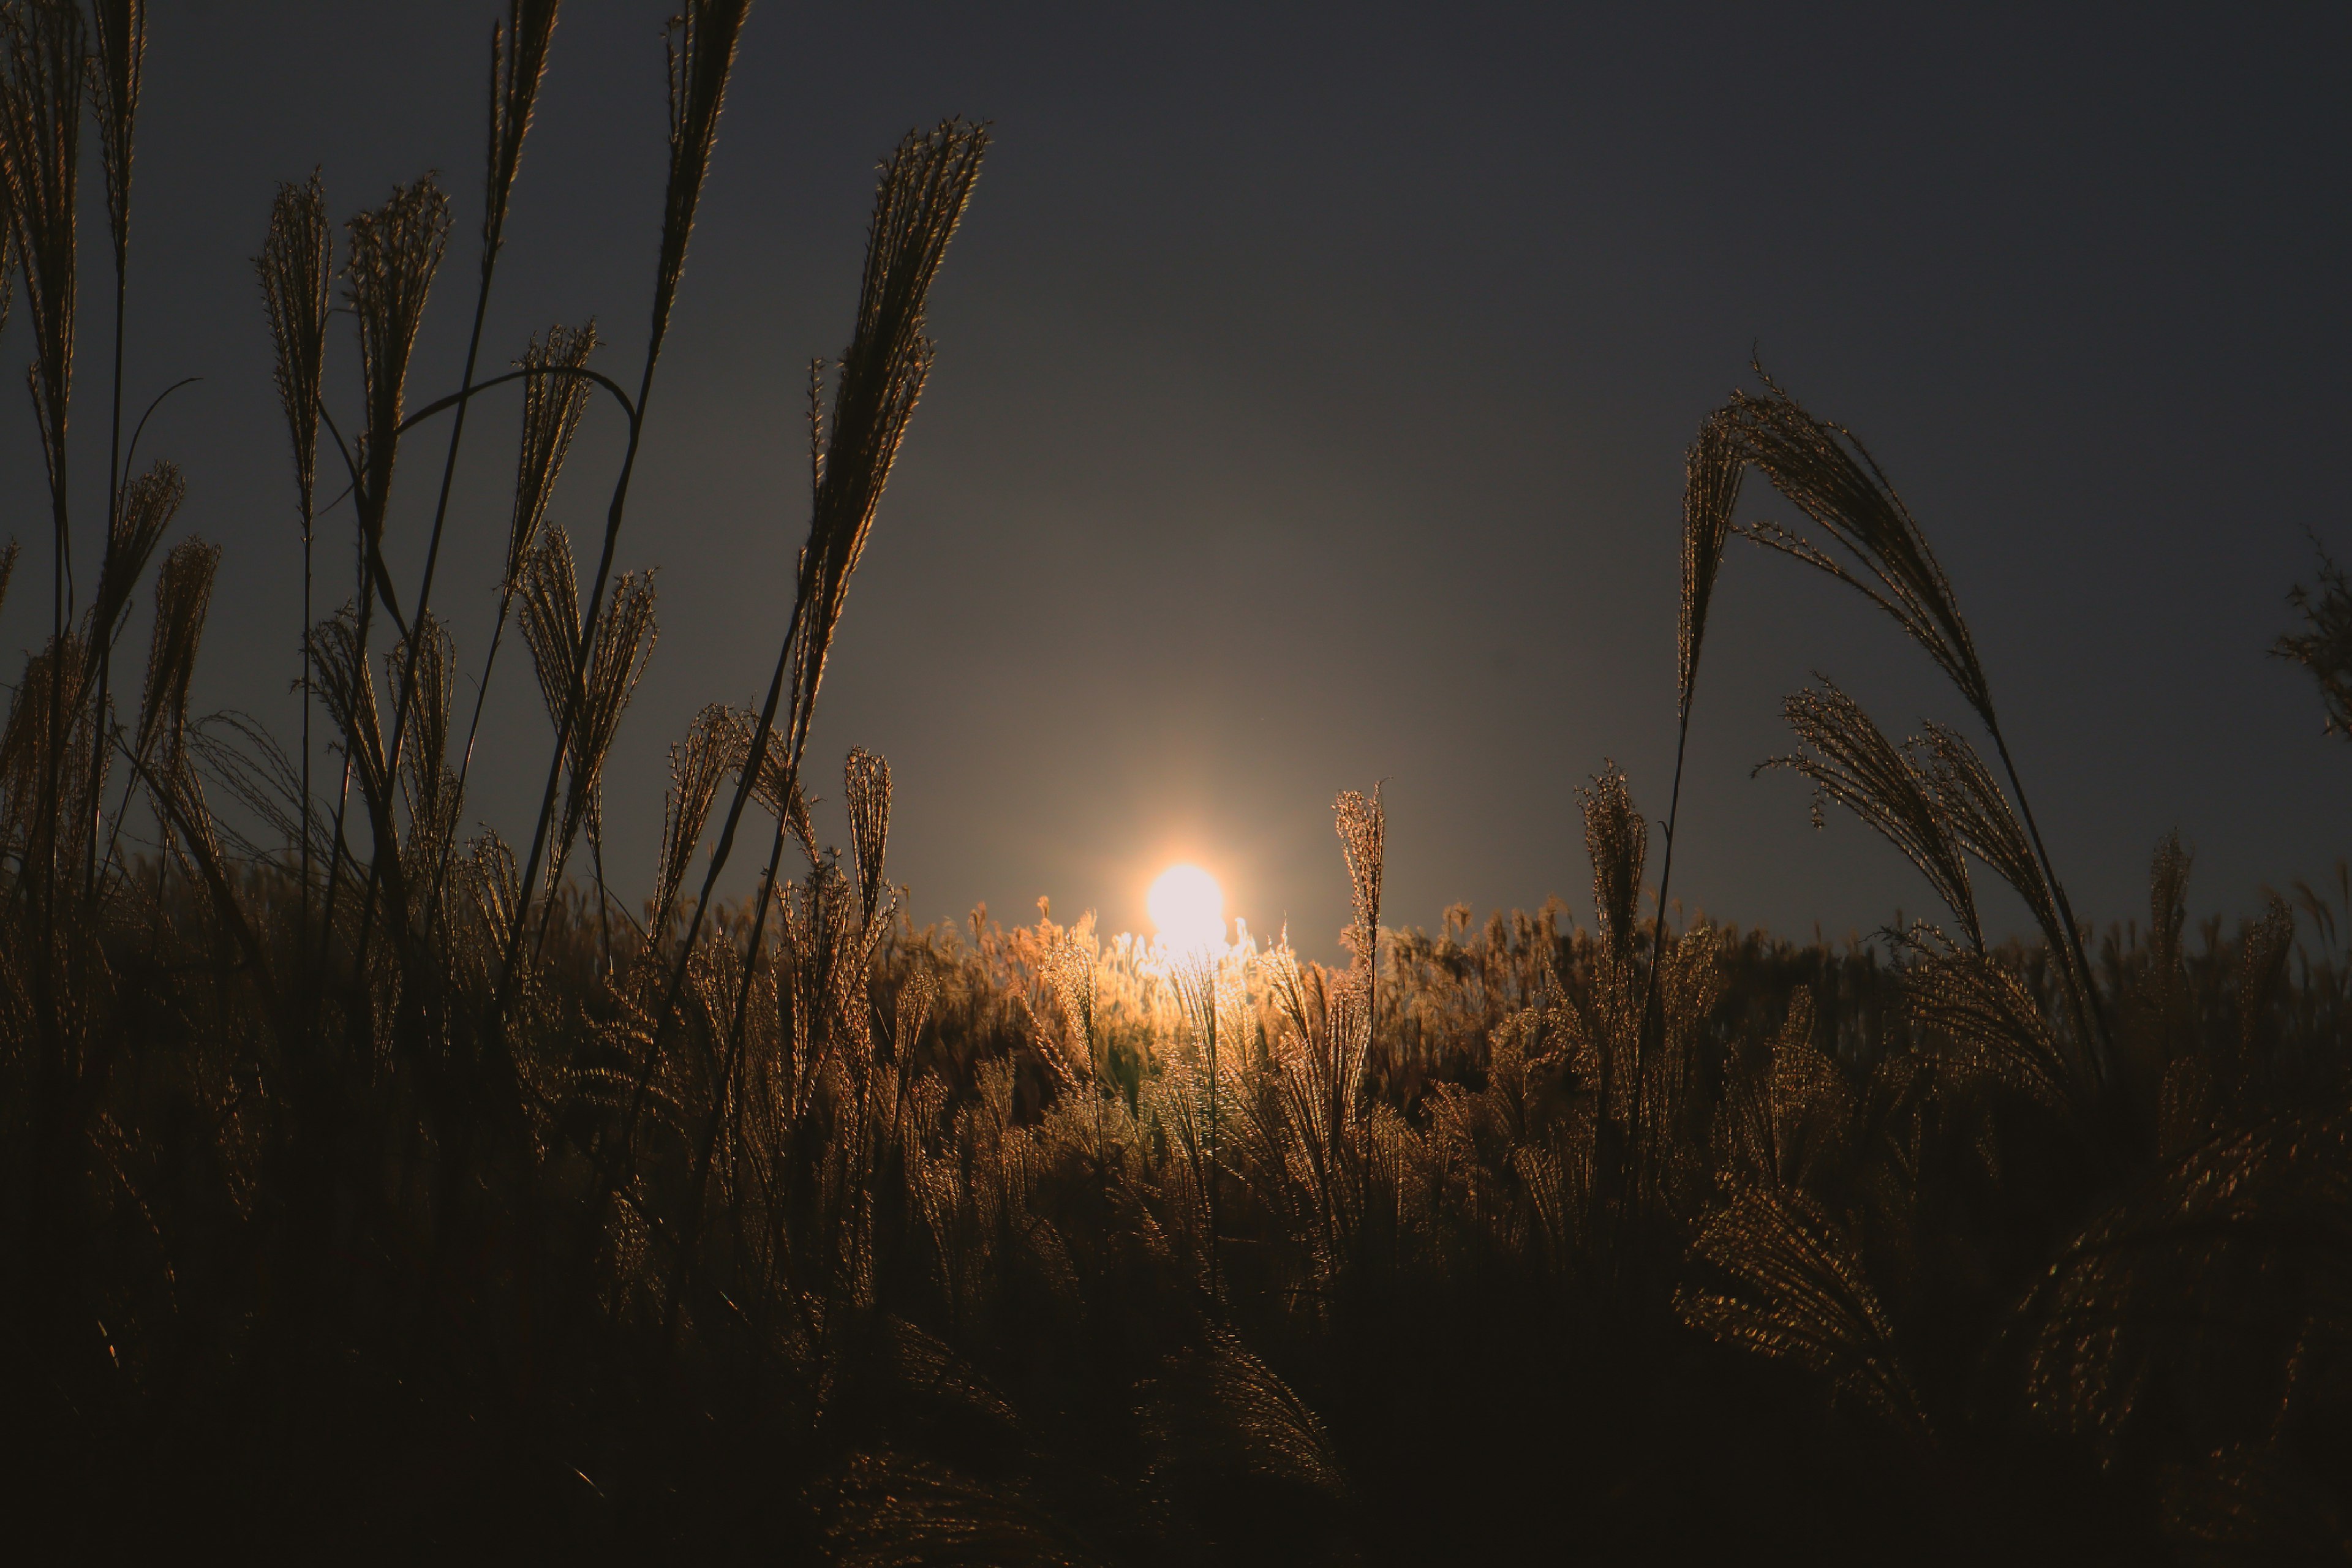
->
left=0, top=4, right=2346, bottom=1562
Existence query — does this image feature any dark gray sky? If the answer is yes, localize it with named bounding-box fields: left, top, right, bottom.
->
left=4, top=1, right=2346, bottom=957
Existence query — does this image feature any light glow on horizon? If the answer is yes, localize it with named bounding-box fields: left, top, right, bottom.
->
left=1147, top=862, right=1226, bottom=954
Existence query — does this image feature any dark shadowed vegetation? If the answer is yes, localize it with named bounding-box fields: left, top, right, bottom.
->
left=0, top=4, right=2346, bottom=1561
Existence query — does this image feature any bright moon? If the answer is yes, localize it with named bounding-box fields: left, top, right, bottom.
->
left=1147, top=863, right=1226, bottom=952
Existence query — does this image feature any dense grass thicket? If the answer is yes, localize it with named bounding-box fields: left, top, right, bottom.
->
left=1, top=3, right=2348, bottom=1561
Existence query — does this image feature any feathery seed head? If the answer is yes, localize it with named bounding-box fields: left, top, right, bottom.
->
left=1579, top=762, right=1646, bottom=957
left=136, top=537, right=219, bottom=766
left=1722, top=370, right=1991, bottom=723
left=88, top=0, right=143, bottom=258
left=1762, top=680, right=1981, bottom=952
left=485, top=0, right=561, bottom=258
left=651, top=0, right=753, bottom=352
left=1678, top=409, right=1743, bottom=718
left=1333, top=785, right=1384, bottom=963
left=1, top=0, right=86, bottom=486
left=344, top=173, right=451, bottom=519
left=845, top=746, right=891, bottom=925
left=94, top=458, right=183, bottom=644
left=257, top=171, right=332, bottom=522
left=785, top=121, right=986, bottom=774
left=653, top=703, right=734, bottom=934
left=508, top=318, right=597, bottom=588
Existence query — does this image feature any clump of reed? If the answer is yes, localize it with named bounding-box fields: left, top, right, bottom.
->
left=0, top=7, right=2345, bottom=1564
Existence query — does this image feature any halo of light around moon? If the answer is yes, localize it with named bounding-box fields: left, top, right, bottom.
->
left=1147, top=863, right=1226, bottom=952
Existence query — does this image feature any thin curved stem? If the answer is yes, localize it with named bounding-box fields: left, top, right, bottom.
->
left=1986, top=719, right=2109, bottom=1075
left=1632, top=704, right=1694, bottom=1221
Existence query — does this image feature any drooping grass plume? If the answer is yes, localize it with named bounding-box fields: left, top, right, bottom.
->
left=2275, top=538, right=2351, bottom=740
left=1675, top=1184, right=1931, bottom=1442
left=1716, top=370, right=2105, bottom=1061
left=2015, top=1102, right=2352, bottom=1472
left=129, top=536, right=218, bottom=782
left=1903, top=945, right=2078, bottom=1120
left=1721, top=374, right=1988, bottom=718
left=1913, top=718, right=2104, bottom=1059
left=89, top=460, right=181, bottom=654
left=1762, top=679, right=1982, bottom=952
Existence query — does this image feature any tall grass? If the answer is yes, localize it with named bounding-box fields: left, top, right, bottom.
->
left=0, top=8, right=2343, bottom=1564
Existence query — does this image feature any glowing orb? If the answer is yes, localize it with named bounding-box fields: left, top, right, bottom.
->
left=1147, top=862, right=1226, bottom=953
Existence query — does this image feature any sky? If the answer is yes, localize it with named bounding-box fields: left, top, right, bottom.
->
left=0, top=1, right=2345, bottom=960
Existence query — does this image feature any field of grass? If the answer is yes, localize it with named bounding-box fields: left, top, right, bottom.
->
left=1, top=3, right=2348, bottom=1560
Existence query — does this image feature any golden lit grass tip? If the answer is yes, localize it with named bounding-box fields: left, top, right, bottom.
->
left=344, top=173, right=451, bottom=513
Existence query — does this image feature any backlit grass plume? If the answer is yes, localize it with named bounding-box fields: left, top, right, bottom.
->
left=505, top=2, right=749, bottom=990
left=484, top=0, right=560, bottom=266
left=649, top=703, right=735, bottom=944
left=1762, top=679, right=1981, bottom=951
left=1715, top=369, right=2104, bottom=1064
left=649, top=119, right=986, bottom=1101
left=257, top=173, right=333, bottom=532
left=344, top=174, right=450, bottom=561
left=520, top=526, right=656, bottom=932
left=504, top=322, right=598, bottom=591
left=650, top=0, right=752, bottom=354
left=1335, top=784, right=1383, bottom=981
left=1675, top=1184, right=1931, bottom=1442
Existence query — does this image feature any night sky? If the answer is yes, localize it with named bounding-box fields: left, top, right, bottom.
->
left=3, top=1, right=2344, bottom=958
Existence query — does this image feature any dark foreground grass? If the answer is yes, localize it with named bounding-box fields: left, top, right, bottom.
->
left=0, top=3, right=2347, bottom=1561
